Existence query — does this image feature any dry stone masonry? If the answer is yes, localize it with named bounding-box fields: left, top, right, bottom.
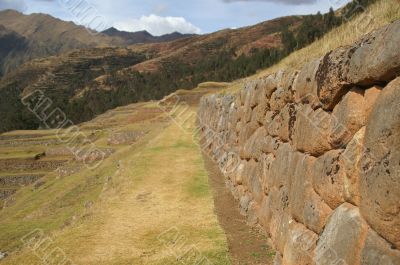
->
left=198, top=20, right=400, bottom=265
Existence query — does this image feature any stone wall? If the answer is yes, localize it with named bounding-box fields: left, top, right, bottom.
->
left=0, top=174, right=43, bottom=187
left=198, top=20, right=400, bottom=264
left=0, top=159, right=68, bottom=172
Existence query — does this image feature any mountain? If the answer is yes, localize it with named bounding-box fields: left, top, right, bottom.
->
left=0, top=10, right=195, bottom=76
left=0, top=10, right=129, bottom=76
left=0, top=15, right=303, bottom=133
left=102, top=27, right=195, bottom=44
left=0, top=0, right=376, bottom=133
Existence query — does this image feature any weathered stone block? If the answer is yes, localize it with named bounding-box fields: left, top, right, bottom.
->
left=238, top=121, right=258, bottom=146
left=348, top=20, right=400, bottom=86
left=302, top=188, right=332, bottom=234
left=282, top=222, right=318, bottom=265
left=242, top=159, right=258, bottom=189
left=363, top=85, right=382, bottom=120
left=315, top=46, right=352, bottom=110
left=294, top=58, right=322, bottom=109
left=248, top=161, right=264, bottom=203
left=289, top=154, right=316, bottom=223
left=315, top=203, right=368, bottom=265
left=360, top=77, right=400, bottom=249
left=257, top=194, right=273, bottom=230
left=292, top=105, right=332, bottom=156
left=274, top=252, right=283, bottom=265
left=261, top=135, right=279, bottom=155
left=330, top=88, right=366, bottom=148
left=312, top=149, right=345, bottom=209
left=260, top=153, right=275, bottom=195
left=268, top=103, right=297, bottom=142
left=241, top=127, right=267, bottom=160
left=267, top=143, right=297, bottom=189
left=264, top=111, right=276, bottom=134
left=341, top=127, right=365, bottom=206
left=251, top=103, right=268, bottom=125
left=361, top=228, right=400, bottom=265
left=270, top=210, right=293, bottom=254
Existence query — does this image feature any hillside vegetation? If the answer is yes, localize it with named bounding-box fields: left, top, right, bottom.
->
left=0, top=0, right=379, bottom=133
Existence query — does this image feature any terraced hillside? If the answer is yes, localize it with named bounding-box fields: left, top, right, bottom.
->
left=0, top=47, right=150, bottom=133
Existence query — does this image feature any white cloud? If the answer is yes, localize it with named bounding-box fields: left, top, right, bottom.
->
left=114, top=14, right=202, bottom=36
left=0, top=0, right=27, bottom=12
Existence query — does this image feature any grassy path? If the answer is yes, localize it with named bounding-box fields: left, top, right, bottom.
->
left=72, top=120, right=230, bottom=264
left=0, top=111, right=230, bottom=265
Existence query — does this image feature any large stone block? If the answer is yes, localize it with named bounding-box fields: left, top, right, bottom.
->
left=261, top=135, right=280, bottom=155
left=256, top=194, right=272, bottom=229
left=242, top=159, right=258, bottom=189
left=315, top=203, right=368, bottom=265
left=341, top=127, right=365, bottom=206
left=267, top=143, right=298, bottom=189
left=234, top=160, right=246, bottom=186
left=260, top=153, right=275, bottom=195
left=251, top=103, right=268, bottom=125
left=270, top=210, right=293, bottom=254
left=241, top=127, right=267, bottom=160
left=268, top=70, right=296, bottom=112
left=268, top=103, right=297, bottom=142
left=254, top=77, right=272, bottom=107
left=330, top=88, right=366, bottom=148
left=315, top=46, right=352, bottom=110
left=361, top=228, right=400, bottom=265
left=243, top=104, right=253, bottom=123
left=276, top=70, right=298, bottom=92
left=360, top=77, right=400, bottom=249
left=243, top=81, right=258, bottom=111
left=348, top=20, right=400, bottom=86
left=292, top=104, right=332, bottom=156
left=294, top=58, right=322, bottom=109
left=248, top=161, right=264, bottom=203
left=289, top=154, right=317, bottom=224
left=258, top=74, right=278, bottom=99
left=312, top=149, right=345, bottom=209
left=302, top=188, right=332, bottom=234
left=274, top=252, right=283, bottom=265
left=238, top=121, right=258, bottom=146
left=270, top=88, right=293, bottom=112
left=364, top=86, right=382, bottom=120
left=282, top=222, right=318, bottom=265
left=264, top=111, right=276, bottom=134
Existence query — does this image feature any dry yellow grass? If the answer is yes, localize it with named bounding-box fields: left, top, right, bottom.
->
left=0, top=105, right=229, bottom=265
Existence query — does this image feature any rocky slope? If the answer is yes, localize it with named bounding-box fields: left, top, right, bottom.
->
left=198, top=20, right=400, bottom=264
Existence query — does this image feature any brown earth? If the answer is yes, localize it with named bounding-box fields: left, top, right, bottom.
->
left=203, top=152, right=274, bottom=265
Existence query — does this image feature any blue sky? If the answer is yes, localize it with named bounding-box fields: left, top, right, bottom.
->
left=0, top=0, right=351, bottom=35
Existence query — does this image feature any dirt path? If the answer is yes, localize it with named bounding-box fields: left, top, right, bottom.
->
left=203, top=153, right=275, bottom=265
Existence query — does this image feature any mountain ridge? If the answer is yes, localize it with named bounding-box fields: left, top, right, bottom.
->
left=101, top=27, right=196, bottom=44
left=0, top=10, right=196, bottom=76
